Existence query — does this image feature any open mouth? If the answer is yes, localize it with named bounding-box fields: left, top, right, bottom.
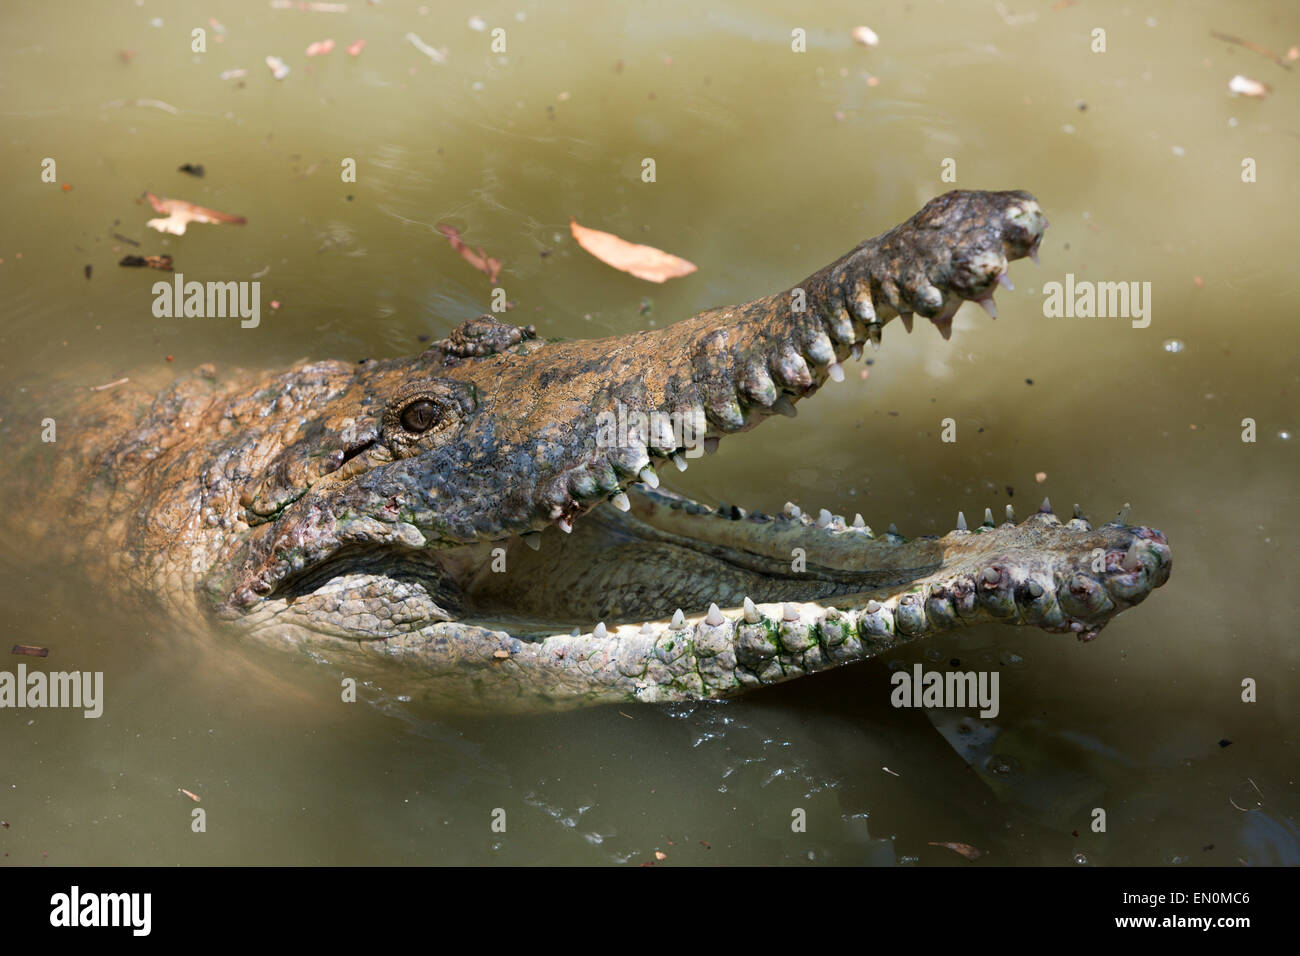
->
left=257, top=483, right=1170, bottom=654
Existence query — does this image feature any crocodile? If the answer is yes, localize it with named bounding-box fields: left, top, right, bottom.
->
left=11, top=190, right=1170, bottom=710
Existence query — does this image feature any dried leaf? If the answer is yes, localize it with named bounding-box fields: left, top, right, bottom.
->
left=179, top=788, right=201, bottom=803
left=569, top=218, right=697, bottom=283
left=654, top=850, right=667, bottom=860
left=436, top=224, right=502, bottom=284
left=144, top=192, right=246, bottom=236
left=11, top=644, right=49, bottom=657
left=929, top=841, right=982, bottom=860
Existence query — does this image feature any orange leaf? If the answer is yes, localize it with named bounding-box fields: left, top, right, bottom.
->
left=569, top=218, right=697, bottom=283
left=145, top=192, right=246, bottom=236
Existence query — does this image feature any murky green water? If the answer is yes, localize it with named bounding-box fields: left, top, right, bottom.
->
left=1, top=0, right=1296, bottom=865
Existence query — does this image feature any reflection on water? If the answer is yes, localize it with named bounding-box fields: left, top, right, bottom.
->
left=0, top=0, right=1296, bottom=864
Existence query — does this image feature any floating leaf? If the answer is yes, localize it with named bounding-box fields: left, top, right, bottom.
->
left=144, top=192, right=246, bottom=236
left=569, top=218, right=697, bottom=283
left=436, top=224, right=502, bottom=284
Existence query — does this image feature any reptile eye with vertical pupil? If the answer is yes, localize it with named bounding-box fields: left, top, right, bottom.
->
left=400, top=399, right=440, bottom=433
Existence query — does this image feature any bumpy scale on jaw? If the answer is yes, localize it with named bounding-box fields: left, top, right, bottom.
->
left=16, top=190, right=1171, bottom=710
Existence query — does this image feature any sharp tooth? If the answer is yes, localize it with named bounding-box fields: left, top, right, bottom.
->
left=998, top=273, right=1014, bottom=290
left=983, top=507, right=995, bottom=527
left=611, top=491, right=631, bottom=511
left=1029, top=240, right=1041, bottom=265
left=671, top=608, right=685, bottom=629
left=782, top=603, right=800, bottom=622
left=639, top=465, right=660, bottom=488
left=571, top=627, right=581, bottom=636
left=956, top=511, right=968, bottom=531
left=1122, top=540, right=1143, bottom=571
left=931, top=317, right=953, bottom=341
left=523, top=534, right=541, bottom=551
left=704, top=437, right=720, bottom=455
left=671, top=453, right=688, bottom=472
left=593, top=621, right=607, bottom=639
left=743, top=597, right=760, bottom=623
left=772, top=395, right=798, bottom=417
left=827, top=362, right=845, bottom=383
left=705, top=603, right=725, bottom=627
left=899, top=311, right=914, bottom=334
left=1039, top=497, right=1053, bottom=514
left=851, top=343, right=863, bottom=361
left=558, top=517, right=573, bottom=534
left=867, top=323, right=883, bottom=349
left=784, top=502, right=802, bottom=518
left=981, top=566, right=1000, bottom=584
left=978, top=297, right=998, bottom=318
left=1072, top=502, right=1085, bottom=519
left=1006, top=504, right=1016, bottom=523
left=639, top=622, right=654, bottom=636
left=817, top=508, right=832, bottom=528
left=852, top=513, right=866, bottom=528
left=888, top=522, right=900, bottom=536
left=1117, top=503, right=1131, bottom=524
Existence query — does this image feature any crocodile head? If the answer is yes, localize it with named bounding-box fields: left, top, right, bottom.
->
left=190, top=191, right=1169, bottom=708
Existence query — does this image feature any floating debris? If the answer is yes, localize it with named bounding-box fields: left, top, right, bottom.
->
left=851, top=26, right=879, bottom=48
left=406, top=32, right=447, bottom=63
left=119, top=254, right=174, bottom=271
left=270, top=1, right=348, bottom=11
left=436, top=224, right=502, bottom=284
left=1162, top=339, right=1186, bottom=354
left=265, top=55, right=291, bottom=80
left=1228, top=74, right=1270, bottom=98
left=1210, top=30, right=1293, bottom=69
left=346, top=38, right=366, bottom=56
left=144, top=192, right=246, bottom=236
left=177, top=163, right=205, bottom=177
left=569, top=218, right=697, bottom=283
left=929, top=841, right=983, bottom=861
left=11, top=644, right=49, bottom=657
left=88, top=378, right=130, bottom=392
left=219, top=68, right=248, bottom=80
left=305, top=39, right=335, bottom=56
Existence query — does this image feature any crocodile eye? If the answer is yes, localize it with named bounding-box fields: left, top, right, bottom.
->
left=400, top=399, right=440, bottom=433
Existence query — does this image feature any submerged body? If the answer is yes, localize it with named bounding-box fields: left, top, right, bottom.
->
left=8, top=191, right=1170, bottom=709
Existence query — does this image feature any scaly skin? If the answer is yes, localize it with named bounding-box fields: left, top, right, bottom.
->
left=7, top=190, right=1170, bottom=710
